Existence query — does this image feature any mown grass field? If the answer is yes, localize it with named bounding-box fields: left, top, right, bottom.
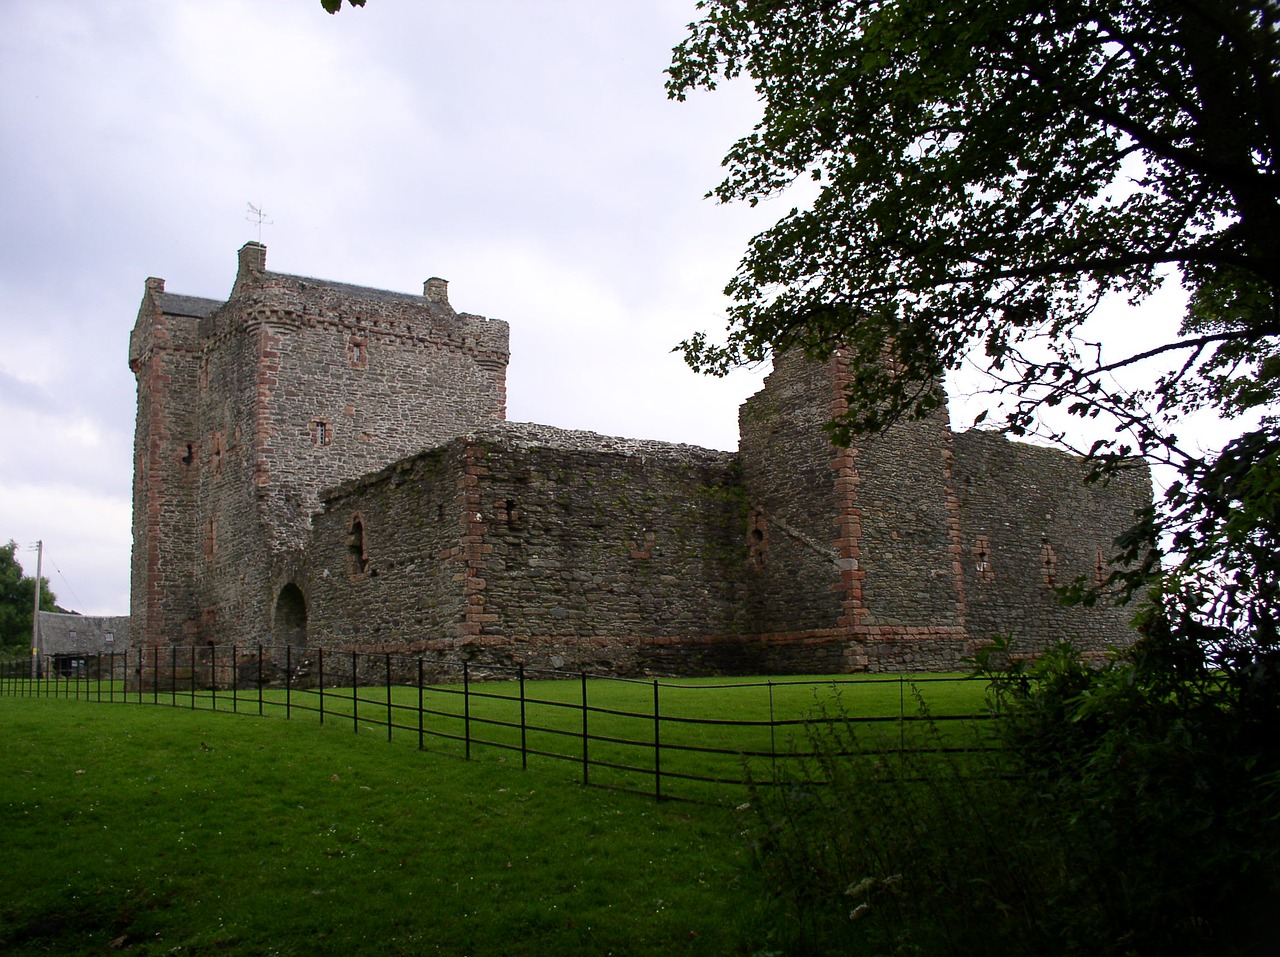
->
left=0, top=699, right=764, bottom=956
left=0, top=674, right=996, bottom=955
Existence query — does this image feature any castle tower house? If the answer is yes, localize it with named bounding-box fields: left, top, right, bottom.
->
left=129, top=244, right=510, bottom=650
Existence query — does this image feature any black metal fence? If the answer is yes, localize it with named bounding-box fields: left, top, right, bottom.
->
left=0, top=645, right=1000, bottom=803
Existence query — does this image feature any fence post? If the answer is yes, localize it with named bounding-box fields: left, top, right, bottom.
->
left=137, top=649, right=143, bottom=705
left=318, top=648, right=325, bottom=726
left=351, top=650, right=358, bottom=735
left=463, top=661, right=471, bottom=761
left=257, top=645, right=264, bottom=716
left=385, top=653, right=392, bottom=744
left=653, top=679, right=661, bottom=801
left=231, top=645, right=238, bottom=713
left=190, top=646, right=197, bottom=710
left=519, top=664, right=528, bottom=770
left=170, top=645, right=177, bottom=706
left=286, top=644, right=293, bottom=719
left=210, top=645, right=217, bottom=711
left=417, top=657, right=424, bottom=750
left=769, top=680, right=777, bottom=780
left=154, top=645, right=161, bottom=705
left=581, top=672, right=589, bottom=787
left=899, top=673, right=906, bottom=754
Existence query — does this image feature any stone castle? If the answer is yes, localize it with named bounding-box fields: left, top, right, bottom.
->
left=128, top=242, right=1149, bottom=674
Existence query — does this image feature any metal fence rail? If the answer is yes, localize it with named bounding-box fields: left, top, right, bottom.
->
left=0, top=645, right=1001, bottom=803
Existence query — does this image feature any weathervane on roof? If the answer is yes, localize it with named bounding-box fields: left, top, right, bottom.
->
left=246, top=202, right=274, bottom=243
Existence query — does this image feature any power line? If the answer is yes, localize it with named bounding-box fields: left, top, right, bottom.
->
left=47, top=557, right=84, bottom=612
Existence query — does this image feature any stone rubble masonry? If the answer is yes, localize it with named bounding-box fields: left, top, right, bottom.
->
left=130, top=243, right=509, bottom=652
left=130, top=244, right=1152, bottom=677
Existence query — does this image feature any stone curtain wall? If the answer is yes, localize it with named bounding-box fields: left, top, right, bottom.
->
left=952, top=429, right=1152, bottom=658
left=305, top=424, right=752, bottom=675
left=460, top=425, right=747, bottom=670
left=309, top=443, right=467, bottom=652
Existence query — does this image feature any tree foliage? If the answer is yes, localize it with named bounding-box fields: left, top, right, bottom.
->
left=321, top=0, right=365, bottom=12
left=0, top=541, right=57, bottom=652
left=668, top=0, right=1280, bottom=643
left=672, top=7, right=1280, bottom=948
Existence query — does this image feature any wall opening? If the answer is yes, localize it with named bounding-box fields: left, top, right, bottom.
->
left=1041, top=540, right=1058, bottom=588
left=348, top=513, right=370, bottom=578
left=975, top=534, right=994, bottom=583
left=274, top=583, right=308, bottom=648
left=349, top=337, right=368, bottom=368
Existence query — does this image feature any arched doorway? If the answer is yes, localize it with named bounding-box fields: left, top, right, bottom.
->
left=274, top=583, right=308, bottom=648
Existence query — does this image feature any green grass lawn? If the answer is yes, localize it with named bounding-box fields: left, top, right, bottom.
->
left=0, top=698, right=775, bottom=956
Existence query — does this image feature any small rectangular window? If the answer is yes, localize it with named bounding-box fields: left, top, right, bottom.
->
left=349, top=337, right=368, bottom=368
left=312, top=420, right=332, bottom=447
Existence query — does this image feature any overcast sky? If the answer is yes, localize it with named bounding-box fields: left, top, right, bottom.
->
left=0, top=0, right=792, bottom=615
left=0, top=0, right=1204, bottom=618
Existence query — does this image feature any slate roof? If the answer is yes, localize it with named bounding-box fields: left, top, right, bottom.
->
left=159, top=292, right=223, bottom=318
left=37, top=612, right=131, bottom=655
left=271, top=272, right=428, bottom=308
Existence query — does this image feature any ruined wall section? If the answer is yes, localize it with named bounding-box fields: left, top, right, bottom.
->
left=833, top=357, right=969, bottom=670
left=952, top=430, right=1149, bottom=657
left=308, top=442, right=466, bottom=650
left=305, top=424, right=749, bottom=674
left=128, top=282, right=217, bottom=646
left=737, top=352, right=844, bottom=634
left=465, top=424, right=747, bottom=669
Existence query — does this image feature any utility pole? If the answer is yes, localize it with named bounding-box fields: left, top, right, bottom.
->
left=29, top=540, right=42, bottom=681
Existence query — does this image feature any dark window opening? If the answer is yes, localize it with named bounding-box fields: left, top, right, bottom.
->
left=975, top=535, right=994, bottom=582
left=273, top=583, right=308, bottom=648
left=182, top=442, right=195, bottom=466
left=349, top=337, right=368, bottom=368
left=312, top=420, right=331, bottom=447
left=1041, top=541, right=1058, bottom=588
left=348, top=513, right=370, bottom=577
left=748, top=509, right=768, bottom=572
left=499, top=499, right=518, bottom=527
